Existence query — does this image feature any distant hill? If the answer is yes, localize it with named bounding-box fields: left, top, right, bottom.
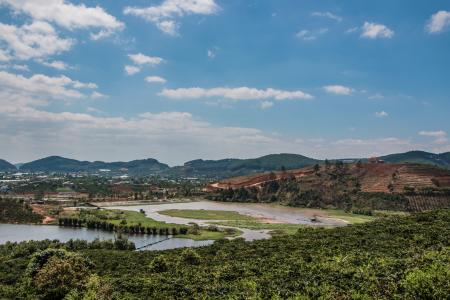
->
left=208, top=162, right=450, bottom=212
left=19, top=156, right=169, bottom=175
left=380, top=151, right=450, bottom=168
left=0, top=159, right=16, bottom=172
left=168, top=153, right=320, bottom=178
left=11, top=150, right=450, bottom=177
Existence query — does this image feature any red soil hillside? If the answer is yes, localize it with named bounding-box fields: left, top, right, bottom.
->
left=209, top=163, right=450, bottom=193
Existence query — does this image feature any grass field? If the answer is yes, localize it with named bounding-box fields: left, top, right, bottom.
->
left=60, top=209, right=237, bottom=240
left=158, top=207, right=380, bottom=236
left=158, top=209, right=255, bottom=221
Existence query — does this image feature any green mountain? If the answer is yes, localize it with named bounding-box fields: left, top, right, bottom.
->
left=168, top=153, right=320, bottom=178
left=19, top=156, right=169, bottom=175
left=380, top=151, right=450, bottom=168
left=0, top=159, right=17, bottom=172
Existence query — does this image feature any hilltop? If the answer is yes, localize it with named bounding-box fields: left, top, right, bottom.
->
left=208, top=162, right=450, bottom=212
left=380, top=150, right=450, bottom=167
left=4, top=150, right=450, bottom=177
left=168, top=153, right=320, bottom=178
left=19, top=156, right=170, bottom=175
left=0, top=159, right=16, bottom=172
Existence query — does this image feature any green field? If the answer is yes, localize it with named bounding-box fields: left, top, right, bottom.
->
left=61, top=209, right=237, bottom=240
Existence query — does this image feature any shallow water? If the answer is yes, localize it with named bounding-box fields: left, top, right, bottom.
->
left=106, top=201, right=346, bottom=240
left=0, top=224, right=213, bottom=250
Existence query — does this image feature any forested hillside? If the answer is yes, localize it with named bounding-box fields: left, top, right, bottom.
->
left=1, top=210, right=449, bottom=299
left=19, top=156, right=170, bottom=175
left=208, top=162, right=450, bottom=212
left=380, top=150, right=450, bottom=168
left=168, top=153, right=320, bottom=178
left=0, top=159, right=16, bottom=172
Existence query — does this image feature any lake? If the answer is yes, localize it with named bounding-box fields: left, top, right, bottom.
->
left=0, top=224, right=213, bottom=251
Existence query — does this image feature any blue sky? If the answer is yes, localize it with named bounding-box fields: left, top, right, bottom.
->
left=0, top=0, right=449, bottom=165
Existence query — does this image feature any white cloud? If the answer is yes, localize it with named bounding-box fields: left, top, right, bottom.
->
left=39, top=60, right=69, bottom=70
left=90, top=91, right=107, bottom=99
left=311, top=12, right=342, bottom=22
left=207, top=47, right=218, bottom=59
left=0, top=0, right=124, bottom=31
left=361, top=22, right=394, bottom=39
left=128, top=53, right=164, bottom=66
left=345, top=27, right=359, bottom=34
left=124, top=0, right=220, bottom=36
left=369, top=93, right=384, bottom=100
left=0, top=21, right=74, bottom=60
left=296, top=28, right=328, bottom=41
left=419, top=130, right=448, bottom=145
left=0, top=70, right=98, bottom=102
left=160, top=87, right=313, bottom=101
left=426, top=11, right=450, bottom=34
left=124, top=65, right=140, bottom=76
left=90, top=30, right=114, bottom=41
left=145, top=76, right=167, bottom=84
left=375, top=111, right=388, bottom=118
left=157, top=20, right=178, bottom=36
left=260, top=101, right=274, bottom=109
left=323, top=85, right=353, bottom=95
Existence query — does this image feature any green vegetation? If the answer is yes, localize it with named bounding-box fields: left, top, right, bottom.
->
left=0, top=159, right=16, bottom=172
left=19, top=156, right=169, bottom=175
left=380, top=150, right=450, bottom=168
left=59, top=209, right=237, bottom=240
left=208, top=164, right=415, bottom=212
left=169, top=153, right=320, bottom=178
left=1, top=210, right=450, bottom=299
left=213, top=219, right=307, bottom=235
left=0, top=198, right=43, bottom=224
left=158, top=209, right=255, bottom=220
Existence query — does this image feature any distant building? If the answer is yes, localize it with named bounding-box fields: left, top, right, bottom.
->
left=368, top=157, right=385, bottom=164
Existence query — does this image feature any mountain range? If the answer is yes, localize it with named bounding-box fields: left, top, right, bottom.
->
left=1, top=151, right=449, bottom=178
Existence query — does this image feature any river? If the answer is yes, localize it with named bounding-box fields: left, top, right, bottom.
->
left=0, top=224, right=213, bottom=250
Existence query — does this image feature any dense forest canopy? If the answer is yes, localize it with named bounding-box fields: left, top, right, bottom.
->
left=1, top=210, right=450, bottom=299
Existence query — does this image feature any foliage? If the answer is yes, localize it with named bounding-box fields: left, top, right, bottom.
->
left=0, top=198, right=43, bottom=223
left=1, top=210, right=450, bottom=299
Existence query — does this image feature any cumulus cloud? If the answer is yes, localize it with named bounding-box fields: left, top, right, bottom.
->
left=0, top=21, right=74, bottom=60
left=38, top=60, right=69, bottom=70
left=124, top=65, right=141, bottom=76
left=90, top=91, right=107, bottom=99
left=323, top=85, right=353, bottom=95
left=0, top=0, right=124, bottom=31
left=296, top=28, right=328, bottom=41
left=361, top=22, right=394, bottom=39
left=260, top=101, right=274, bottom=109
left=311, top=12, right=342, bottom=22
left=375, top=111, right=388, bottom=118
left=0, top=70, right=98, bottom=103
left=124, top=0, right=220, bottom=36
left=419, top=130, right=448, bottom=145
left=160, top=87, right=313, bottom=101
left=145, top=76, right=167, bottom=84
left=128, top=53, right=164, bottom=66
left=426, top=11, right=450, bottom=34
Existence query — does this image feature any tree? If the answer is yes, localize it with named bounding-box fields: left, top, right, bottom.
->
left=314, top=164, right=320, bottom=173
left=26, top=249, right=92, bottom=300
left=149, top=256, right=168, bottom=273
left=181, top=248, right=201, bottom=265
